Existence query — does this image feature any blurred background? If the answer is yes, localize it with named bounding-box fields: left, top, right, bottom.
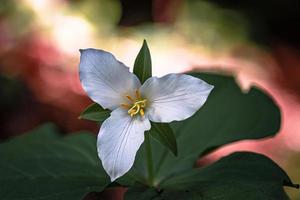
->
left=0, top=0, right=299, bottom=199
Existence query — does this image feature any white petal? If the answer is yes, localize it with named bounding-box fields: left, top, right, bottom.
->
left=97, top=108, right=151, bottom=181
left=79, top=49, right=141, bottom=110
left=140, top=73, right=214, bottom=123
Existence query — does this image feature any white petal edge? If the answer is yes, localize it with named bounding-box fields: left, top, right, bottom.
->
left=79, top=49, right=141, bottom=110
left=97, top=108, right=151, bottom=182
left=140, top=73, right=214, bottom=123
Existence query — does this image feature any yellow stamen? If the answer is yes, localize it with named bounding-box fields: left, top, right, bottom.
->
left=120, top=104, right=131, bottom=109
left=140, top=108, right=144, bottom=117
left=135, top=89, right=141, bottom=99
left=135, top=99, right=147, bottom=106
left=126, top=95, right=135, bottom=102
left=124, top=99, right=147, bottom=117
left=128, top=104, right=140, bottom=116
left=121, top=93, right=147, bottom=117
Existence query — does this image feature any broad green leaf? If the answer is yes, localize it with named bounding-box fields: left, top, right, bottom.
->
left=121, top=72, right=282, bottom=186
left=12, top=123, right=60, bottom=143
left=125, top=152, right=298, bottom=200
left=79, top=103, right=110, bottom=122
left=0, top=124, right=110, bottom=200
left=149, top=123, right=177, bottom=156
left=133, top=40, right=152, bottom=84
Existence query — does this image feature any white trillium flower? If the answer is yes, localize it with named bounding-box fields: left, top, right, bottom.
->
left=79, top=48, right=214, bottom=181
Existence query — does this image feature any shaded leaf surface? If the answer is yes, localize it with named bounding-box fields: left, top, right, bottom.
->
left=0, top=124, right=110, bottom=200
left=79, top=103, right=110, bottom=122
left=149, top=123, right=177, bottom=156
left=133, top=40, right=152, bottom=84
left=125, top=152, right=296, bottom=200
left=123, top=72, right=281, bottom=185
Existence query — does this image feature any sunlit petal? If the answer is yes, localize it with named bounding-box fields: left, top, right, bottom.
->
left=140, top=73, right=214, bottom=123
left=79, top=49, right=141, bottom=110
left=97, top=108, right=151, bottom=181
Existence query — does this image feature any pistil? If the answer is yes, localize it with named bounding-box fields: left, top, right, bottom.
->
left=121, top=90, right=147, bottom=117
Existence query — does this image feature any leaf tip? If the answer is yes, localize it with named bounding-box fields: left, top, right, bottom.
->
left=142, top=39, right=149, bottom=49
left=284, top=180, right=300, bottom=189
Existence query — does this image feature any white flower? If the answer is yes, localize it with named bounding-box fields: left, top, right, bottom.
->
left=79, top=48, right=214, bottom=181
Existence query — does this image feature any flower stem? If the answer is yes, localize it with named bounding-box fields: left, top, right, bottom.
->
left=145, top=133, right=154, bottom=186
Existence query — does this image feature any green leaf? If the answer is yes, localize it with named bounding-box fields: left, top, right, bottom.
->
left=121, top=72, right=282, bottom=186
left=79, top=103, right=110, bottom=122
left=149, top=123, right=177, bottom=156
left=179, top=72, right=281, bottom=157
left=0, top=124, right=110, bottom=200
left=125, top=152, right=298, bottom=200
left=133, top=40, right=152, bottom=84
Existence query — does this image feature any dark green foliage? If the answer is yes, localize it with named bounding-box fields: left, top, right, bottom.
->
left=133, top=40, right=152, bottom=84
left=79, top=103, right=110, bottom=122
left=0, top=124, right=110, bottom=200
left=125, top=152, right=296, bottom=200
left=149, top=122, right=178, bottom=156
left=1, top=73, right=297, bottom=200
left=124, top=72, right=282, bottom=185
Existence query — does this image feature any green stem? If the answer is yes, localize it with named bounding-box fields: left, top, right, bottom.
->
left=145, top=133, right=154, bottom=186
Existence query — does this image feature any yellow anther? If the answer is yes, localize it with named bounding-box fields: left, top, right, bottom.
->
left=126, top=95, right=135, bottom=102
left=140, top=108, right=145, bottom=117
left=135, top=89, right=141, bottom=99
left=123, top=98, right=147, bottom=117
left=121, top=93, right=147, bottom=117
left=120, top=104, right=131, bottom=109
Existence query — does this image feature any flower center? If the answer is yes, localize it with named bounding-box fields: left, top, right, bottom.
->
left=121, top=90, right=147, bottom=117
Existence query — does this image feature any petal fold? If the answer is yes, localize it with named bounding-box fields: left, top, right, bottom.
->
left=79, top=49, right=141, bottom=110
left=140, top=73, right=214, bottom=123
left=97, top=108, right=151, bottom=181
